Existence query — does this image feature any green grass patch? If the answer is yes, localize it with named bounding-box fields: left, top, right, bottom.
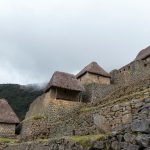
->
left=69, top=134, right=106, bottom=148
left=33, top=115, right=47, bottom=120
left=0, top=137, right=16, bottom=144
left=22, top=115, right=48, bottom=123
left=80, top=107, right=92, bottom=113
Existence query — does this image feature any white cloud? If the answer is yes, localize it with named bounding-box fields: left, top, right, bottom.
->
left=0, top=0, right=150, bottom=84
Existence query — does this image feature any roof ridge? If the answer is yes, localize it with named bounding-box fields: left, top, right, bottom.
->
left=76, top=61, right=110, bottom=78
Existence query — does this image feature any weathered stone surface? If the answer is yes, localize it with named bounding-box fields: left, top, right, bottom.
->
left=127, top=144, right=139, bottom=150
left=93, top=141, right=104, bottom=149
left=124, top=133, right=136, bottom=143
left=122, top=114, right=132, bottom=124
left=93, top=114, right=111, bottom=133
left=120, top=142, right=128, bottom=149
left=0, top=124, right=16, bottom=138
left=136, top=134, right=150, bottom=148
left=112, top=104, right=120, bottom=112
left=111, top=141, right=120, bottom=150
left=131, top=119, right=150, bottom=133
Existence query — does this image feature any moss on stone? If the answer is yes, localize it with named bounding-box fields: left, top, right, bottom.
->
left=0, top=138, right=16, bottom=144
left=70, top=134, right=106, bottom=148
left=80, top=107, right=92, bottom=113
left=22, top=115, right=47, bottom=123
left=33, top=115, right=47, bottom=120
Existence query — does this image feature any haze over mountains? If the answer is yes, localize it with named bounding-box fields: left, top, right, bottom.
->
left=0, top=84, right=44, bottom=120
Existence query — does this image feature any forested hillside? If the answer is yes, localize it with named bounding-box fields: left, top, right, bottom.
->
left=0, top=84, right=43, bottom=121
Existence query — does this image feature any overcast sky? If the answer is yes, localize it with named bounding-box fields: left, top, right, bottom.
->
left=0, top=0, right=150, bottom=84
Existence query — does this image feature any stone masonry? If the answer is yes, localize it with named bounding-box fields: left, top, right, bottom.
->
left=0, top=123, right=16, bottom=138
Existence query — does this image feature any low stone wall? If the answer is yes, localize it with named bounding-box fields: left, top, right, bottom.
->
left=0, top=123, right=16, bottom=138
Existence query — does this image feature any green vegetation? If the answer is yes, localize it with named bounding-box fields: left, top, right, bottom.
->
left=33, top=115, right=47, bottom=120
left=0, top=137, right=17, bottom=144
left=70, top=134, right=106, bottom=148
left=80, top=106, right=92, bottom=113
left=0, top=84, right=43, bottom=120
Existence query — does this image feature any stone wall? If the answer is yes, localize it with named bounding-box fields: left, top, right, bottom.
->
left=21, top=93, right=91, bottom=140
left=0, top=123, right=16, bottom=138
left=111, top=59, right=150, bottom=85
left=79, top=72, right=110, bottom=85
left=20, top=76, right=150, bottom=140
left=4, top=114, right=150, bottom=150
left=82, top=83, right=117, bottom=102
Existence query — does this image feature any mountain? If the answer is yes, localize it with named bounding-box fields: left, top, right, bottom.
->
left=0, top=84, right=44, bottom=121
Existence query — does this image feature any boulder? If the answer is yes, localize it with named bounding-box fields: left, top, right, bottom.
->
left=93, top=114, right=111, bottom=133
left=124, top=133, right=136, bottom=143
left=131, top=119, right=150, bottom=133
left=127, top=144, right=139, bottom=150
left=111, top=141, right=120, bottom=150
left=136, top=134, right=150, bottom=148
left=93, top=141, right=104, bottom=149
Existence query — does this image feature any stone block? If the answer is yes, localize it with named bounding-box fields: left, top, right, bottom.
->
left=136, top=134, right=150, bottom=148
left=112, top=104, right=120, bottom=112
left=124, top=133, right=136, bottom=143
left=111, top=141, right=120, bottom=150
left=122, top=114, right=132, bottom=124
left=93, top=141, right=104, bottom=149
left=93, top=114, right=111, bottom=133
left=131, top=119, right=150, bottom=133
left=127, top=144, right=139, bottom=150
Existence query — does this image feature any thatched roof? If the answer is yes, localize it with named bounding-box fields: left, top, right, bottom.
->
left=135, top=46, right=150, bottom=60
left=76, top=62, right=110, bottom=78
left=45, top=71, right=85, bottom=92
left=0, top=99, right=19, bottom=124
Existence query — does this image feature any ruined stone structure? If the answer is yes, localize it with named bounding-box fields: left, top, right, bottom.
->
left=2, top=46, right=150, bottom=150
left=76, top=62, right=110, bottom=85
left=0, top=99, right=19, bottom=138
left=84, top=46, right=150, bottom=102
left=111, top=46, right=150, bottom=85
left=45, top=71, right=84, bottom=102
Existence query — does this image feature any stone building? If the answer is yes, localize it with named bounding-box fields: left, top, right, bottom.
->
left=45, top=71, right=84, bottom=101
left=111, top=46, right=150, bottom=85
left=135, top=45, right=150, bottom=61
left=0, top=99, right=19, bottom=137
left=76, top=62, right=110, bottom=85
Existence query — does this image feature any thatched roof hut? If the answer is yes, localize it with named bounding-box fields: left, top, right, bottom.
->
left=45, top=71, right=85, bottom=93
left=135, top=46, right=150, bottom=60
left=76, top=62, right=110, bottom=79
left=0, top=99, right=19, bottom=124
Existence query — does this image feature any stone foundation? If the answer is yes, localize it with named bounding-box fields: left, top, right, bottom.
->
left=20, top=78, right=150, bottom=140
left=0, top=123, right=16, bottom=138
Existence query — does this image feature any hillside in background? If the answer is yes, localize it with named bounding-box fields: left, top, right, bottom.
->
left=0, top=84, right=44, bottom=121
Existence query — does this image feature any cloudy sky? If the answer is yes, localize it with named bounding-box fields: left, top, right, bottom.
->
left=0, top=0, right=150, bottom=84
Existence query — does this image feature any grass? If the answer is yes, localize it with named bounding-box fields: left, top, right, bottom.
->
left=22, top=115, right=48, bottom=123
left=80, top=107, right=92, bottom=113
left=0, top=137, right=17, bottom=144
left=69, top=134, right=106, bottom=148
left=33, top=115, right=47, bottom=120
